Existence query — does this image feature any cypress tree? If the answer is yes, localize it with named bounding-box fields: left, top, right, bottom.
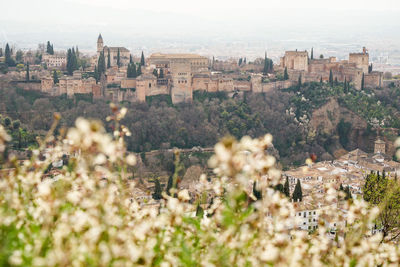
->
left=292, top=179, right=303, bottom=202
left=269, top=60, right=273, bottom=72
left=339, top=183, right=344, bottom=191
left=94, top=65, right=99, bottom=83
left=98, top=51, right=106, bottom=76
left=0, top=48, right=3, bottom=57
left=284, top=67, right=289, bottom=80
left=117, top=48, right=120, bottom=67
left=129, top=54, right=133, bottom=64
left=159, top=68, right=164, bottom=78
left=53, top=70, right=59, bottom=84
left=334, top=77, right=338, bottom=85
left=320, top=76, right=323, bottom=83
left=152, top=179, right=163, bottom=200
left=344, top=77, right=347, bottom=92
left=25, top=63, right=30, bottom=81
left=361, top=73, right=365, bottom=90
left=329, top=69, right=333, bottom=86
left=140, top=51, right=145, bottom=66
left=66, top=48, right=73, bottom=75
left=152, top=69, right=158, bottom=77
left=107, top=49, right=111, bottom=69
left=137, top=64, right=142, bottom=76
left=5, top=43, right=15, bottom=67
left=298, top=74, right=302, bottom=89
left=239, top=58, right=243, bottom=66
left=132, top=63, right=137, bottom=78
left=244, top=57, right=246, bottom=64
left=283, top=177, right=290, bottom=197
left=311, top=47, right=314, bottom=60
left=165, top=175, right=173, bottom=196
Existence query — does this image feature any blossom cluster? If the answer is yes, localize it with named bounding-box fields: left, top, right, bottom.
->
left=0, top=107, right=399, bottom=266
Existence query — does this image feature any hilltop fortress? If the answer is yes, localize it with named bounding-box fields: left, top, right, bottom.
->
left=280, top=47, right=382, bottom=89
left=37, top=35, right=384, bottom=104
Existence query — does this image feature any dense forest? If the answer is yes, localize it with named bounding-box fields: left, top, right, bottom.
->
left=1, top=80, right=399, bottom=167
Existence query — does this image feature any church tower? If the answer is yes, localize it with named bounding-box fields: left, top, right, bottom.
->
left=97, top=34, right=104, bottom=55
left=374, top=137, right=386, bottom=154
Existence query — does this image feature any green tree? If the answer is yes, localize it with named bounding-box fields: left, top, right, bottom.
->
left=66, top=49, right=73, bottom=75
left=284, top=67, right=289, bottom=80
left=53, top=70, right=59, bottom=84
left=344, top=186, right=352, bottom=200
left=368, top=64, right=373, bottom=73
left=159, top=68, right=164, bottom=78
left=129, top=54, right=133, bottom=64
left=94, top=65, right=99, bottom=83
left=283, top=177, right=290, bottom=197
left=165, top=175, right=174, bottom=196
left=140, top=51, right=145, bottom=66
left=238, top=58, right=243, bottom=66
left=137, top=64, right=142, bottom=76
left=361, top=73, right=365, bottom=90
left=46, top=41, right=54, bottom=55
left=320, top=76, right=323, bottom=83
left=152, top=68, right=158, bottom=77
left=292, top=179, right=302, bottom=202
left=152, top=179, right=163, bottom=200
left=297, top=74, right=302, bottom=89
left=117, top=48, right=121, bottom=67
left=329, top=69, right=333, bottom=86
left=319, top=54, right=324, bottom=59
left=344, top=77, right=347, bottom=92
left=363, top=172, right=400, bottom=240
left=15, top=50, right=23, bottom=63
left=107, top=49, right=111, bottom=69
left=25, top=63, right=30, bottom=81
left=97, top=51, right=106, bottom=77
left=5, top=43, right=15, bottom=67
left=0, top=48, right=3, bottom=57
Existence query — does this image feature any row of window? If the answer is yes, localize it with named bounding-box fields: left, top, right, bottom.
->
left=298, top=211, right=317, bottom=217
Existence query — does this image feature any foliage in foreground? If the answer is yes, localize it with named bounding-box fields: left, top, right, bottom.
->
left=0, top=108, right=400, bottom=266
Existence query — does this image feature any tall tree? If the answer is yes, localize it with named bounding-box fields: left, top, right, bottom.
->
left=129, top=54, right=133, bottom=64
left=238, top=58, right=243, bottom=66
left=165, top=175, right=173, bottom=196
left=361, top=73, right=365, bottom=90
left=140, top=51, right=145, bottom=66
left=15, top=50, right=23, bottom=63
left=107, top=49, right=111, bottom=69
left=283, top=177, right=290, bottom=197
left=283, top=67, right=289, bottom=80
left=329, top=69, right=333, bottom=86
left=344, top=77, right=347, bottom=92
left=292, top=179, right=303, bottom=202
left=368, top=63, right=373, bottom=73
left=66, top=48, right=73, bottom=75
left=5, top=43, right=15, bottom=67
left=152, top=179, right=163, bottom=200
left=97, top=51, right=106, bottom=77
left=297, top=74, right=302, bottom=89
left=311, top=47, right=314, bottom=60
left=263, top=53, right=269, bottom=75
left=117, top=48, right=121, bottom=68
left=25, top=63, right=30, bottom=81
left=0, top=48, right=3, bottom=57
left=94, top=65, right=99, bottom=83
left=53, top=70, right=59, bottom=84
left=159, top=68, right=164, bottom=78
left=137, top=64, right=142, bottom=76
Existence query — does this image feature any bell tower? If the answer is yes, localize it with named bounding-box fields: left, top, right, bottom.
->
left=97, top=34, right=104, bottom=54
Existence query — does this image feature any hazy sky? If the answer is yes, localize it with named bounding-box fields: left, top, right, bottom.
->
left=1, top=0, right=400, bottom=56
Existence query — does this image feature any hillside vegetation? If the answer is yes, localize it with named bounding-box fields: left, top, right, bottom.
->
left=0, top=81, right=399, bottom=167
